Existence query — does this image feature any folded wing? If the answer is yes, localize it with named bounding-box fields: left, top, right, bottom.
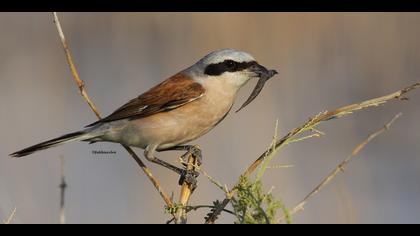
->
left=86, top=73, right=205, bottom=127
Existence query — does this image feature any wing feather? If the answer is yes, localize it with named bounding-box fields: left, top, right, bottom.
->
left=86, top=73, right=205, bottom=127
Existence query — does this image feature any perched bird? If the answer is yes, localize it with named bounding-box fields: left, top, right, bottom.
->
left=10, top=49, right=277, bottom=184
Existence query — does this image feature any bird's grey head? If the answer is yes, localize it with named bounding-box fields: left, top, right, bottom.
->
left=185, top=49, right=272, bottom=88
left=199, top=49, right=256, bottom=69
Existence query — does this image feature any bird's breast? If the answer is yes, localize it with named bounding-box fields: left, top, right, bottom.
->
left=124, top=80, right=236, bottom=149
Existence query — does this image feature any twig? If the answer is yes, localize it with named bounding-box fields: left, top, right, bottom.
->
left=205, top=83, right=419, bottom=224
left=279, top=113, right=402, bottom=222
left=198, top=166, right=229, bottom=194
left=255, top=119, right=280, bottom=182
left=59, top=156, right=67, bottom=224
left=51, top=12, right=175, bottom=215
left=245, top=83, right=419, bottom=177
left=176, top=151, right=198, bottom=224
left=3, top=207, right=16, bottom=224
left=185, top=205, right=235, bottom=215
left=122, top=146, right=174, bottom=208
left=52, top=13, right=101, bottom=119
left=167, top=204, right=236, bottom=224
left=265, top=164, right=294, bottom=169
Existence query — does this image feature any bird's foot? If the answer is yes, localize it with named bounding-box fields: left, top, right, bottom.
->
left=181, top=145, right=203, bottom=167
left=178, top=169, right=200, bottom=190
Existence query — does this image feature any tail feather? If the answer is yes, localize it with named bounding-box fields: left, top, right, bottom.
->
left=10, top=131, right=88, bottom=158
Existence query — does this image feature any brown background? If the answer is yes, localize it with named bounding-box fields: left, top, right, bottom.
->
left=0, top=13, right=420, bottom=223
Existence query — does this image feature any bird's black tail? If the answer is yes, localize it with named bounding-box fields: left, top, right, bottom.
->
left=10, top=131, right=88, bottom=158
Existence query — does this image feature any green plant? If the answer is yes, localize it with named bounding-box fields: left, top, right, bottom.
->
left=231, top=176, right=290, bottom=224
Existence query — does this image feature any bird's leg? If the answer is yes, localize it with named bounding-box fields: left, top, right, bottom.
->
left=161, top=145, right=203, bottom=167
left=157, top=145, right=202, bottom=188
left=144, top=152, right=184, bottom=174
left=145, top=146, right=199, bottom=188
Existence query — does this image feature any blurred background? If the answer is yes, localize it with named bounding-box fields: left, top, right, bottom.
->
left=1, top=13, right=420, bottom=224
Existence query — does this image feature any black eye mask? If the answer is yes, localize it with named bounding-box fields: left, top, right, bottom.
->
left=236, top=69, right=278, bottom=113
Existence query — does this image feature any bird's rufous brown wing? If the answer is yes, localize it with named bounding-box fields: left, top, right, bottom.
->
left=86, top=73, right=205, bottom=127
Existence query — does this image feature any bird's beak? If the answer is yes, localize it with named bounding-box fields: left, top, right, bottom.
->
left=249, top=63, right=278, bottom=79
left=236, top=63, right=278, bottom=113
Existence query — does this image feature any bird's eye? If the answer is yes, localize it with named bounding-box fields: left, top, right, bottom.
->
left=225, top=60, right=237, bottom=70
left=204, top=60, right=241, bottom=76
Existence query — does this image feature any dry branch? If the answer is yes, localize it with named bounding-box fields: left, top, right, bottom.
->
left=52, top=13, right=101, bottom=119
left=205, top=83, right=419, bottom=224
left=176, top=153, right=198, bottom=224
left=280, top=113, right=402, bottom=222
left=3, top=207, right=16, bottom=224
left=59, top=156, right=66, bottom=224
left=245, top=83, right=419, bottom=177
left=51, top=12, right=175, bottom=215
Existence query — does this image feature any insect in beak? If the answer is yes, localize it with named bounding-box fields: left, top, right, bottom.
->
left=236, top=64, right=278, bottom=113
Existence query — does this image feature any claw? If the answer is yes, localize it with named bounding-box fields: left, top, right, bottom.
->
left=181, top=146, right=203, bottom=167
left=178, top=169, right=200, bottom=190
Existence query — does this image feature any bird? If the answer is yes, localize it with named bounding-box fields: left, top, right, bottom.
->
left=10, top=49, right=277, bottom=184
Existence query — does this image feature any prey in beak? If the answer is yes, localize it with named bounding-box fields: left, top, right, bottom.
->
left=236, top=63, right=278, bottom=112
